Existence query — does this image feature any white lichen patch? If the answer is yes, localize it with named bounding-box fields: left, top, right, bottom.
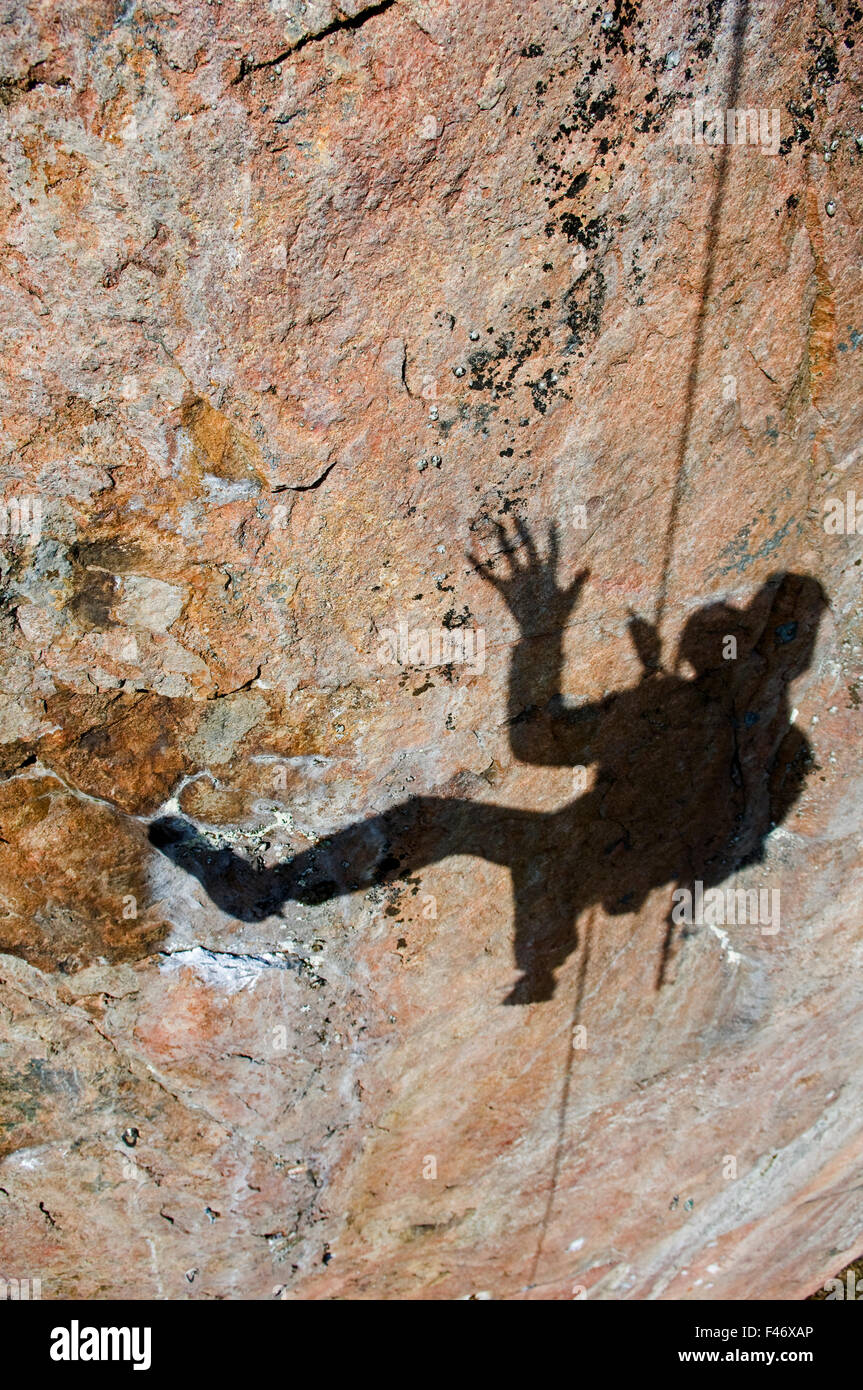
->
left=159, top=946, right=292, bottom=993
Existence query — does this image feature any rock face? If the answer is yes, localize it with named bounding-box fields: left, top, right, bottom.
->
left=0, top=0, right=861, bottom=1300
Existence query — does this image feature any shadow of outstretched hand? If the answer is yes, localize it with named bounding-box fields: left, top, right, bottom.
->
left=469, top=519, right=589, bottom=637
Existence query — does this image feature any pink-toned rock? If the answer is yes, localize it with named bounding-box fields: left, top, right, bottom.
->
left=1, top=0, right=861, bottom=1301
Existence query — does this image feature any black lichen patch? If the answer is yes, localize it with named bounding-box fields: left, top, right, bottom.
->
left=590, top=0, right=639, bottom=56
left=466, top=322, right=551, bottom=399
left=778, top=17, right=850, bottom=156
left=779, top=99, right=815, bottom=155
left=557, top=81, right=618, bottom=138
left=555, top=212, right=608, bottom=250
left=442, top=605, right=473, bottom=630
left=524, top=365, right=571, bottom=415
left=807, top=32, right=839, bottom=88
left=628, top=251, right=646, bottom=302
left=546, top=170, right=590, bottom=209
left=688, top=0, right=724, bottom=61
left=563, top=267, right=606, bottom=353
left=633, top=88, right=677, bottom=134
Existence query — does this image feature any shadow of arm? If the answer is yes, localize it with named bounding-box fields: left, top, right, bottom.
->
left=508, top=629, right=609, bottom=765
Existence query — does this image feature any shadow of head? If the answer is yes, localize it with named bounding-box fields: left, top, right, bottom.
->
left=675, top=572, right=828, bottom=678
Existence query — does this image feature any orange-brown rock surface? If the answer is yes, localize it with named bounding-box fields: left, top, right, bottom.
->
left=0, top=0, right=861, bottom=1300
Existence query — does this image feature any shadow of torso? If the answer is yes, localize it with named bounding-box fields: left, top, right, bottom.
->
left=148, top=571, right=824, bottom=1006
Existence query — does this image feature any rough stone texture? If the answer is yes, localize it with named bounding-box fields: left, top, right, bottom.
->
left=0, top=0, right=861, bottom=1300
